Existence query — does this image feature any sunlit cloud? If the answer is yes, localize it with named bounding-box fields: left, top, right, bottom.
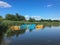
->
left=25, top=15, right=42, bottom=20
left=25, top=15, right=30, bottom=20
left=0, top=1, right=12, bottom=8
left=46, top=4, right=53, bottom=7
left=31, top=16, right=41, bottom=20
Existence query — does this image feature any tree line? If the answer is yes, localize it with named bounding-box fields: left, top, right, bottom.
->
left=0, top=13, right=60, bottom=22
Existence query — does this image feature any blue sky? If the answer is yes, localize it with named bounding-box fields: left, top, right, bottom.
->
left=0, top=0, right=60, bottom=20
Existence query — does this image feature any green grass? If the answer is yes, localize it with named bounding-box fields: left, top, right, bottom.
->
left=1, top=20, right=60, bottom=26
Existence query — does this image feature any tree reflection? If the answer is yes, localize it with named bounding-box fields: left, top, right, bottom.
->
left=0, top=25, right=8, bottom=45
left=29, top=29, right=33, bottom=32
left=0, top=34, right=3, bottom=45
left=6, top=29, right=26, bottom=37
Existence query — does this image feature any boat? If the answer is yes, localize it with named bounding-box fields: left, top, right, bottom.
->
left=36, top=25, right=43, bottom=30
left=28, top=24, right=36, bottom=30
left=10, top=26, right=20, bottom=30
left=20, top=24, right=27, bottom=30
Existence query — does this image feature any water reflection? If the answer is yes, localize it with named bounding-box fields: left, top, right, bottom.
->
left=5, top=24, right=60, bottom=37
left=0, top=24, right=60, bottom=45
left=0, top=34, right=3, bottom=45
left=0, top=25, right=8, bottom=45
left=4, top=24, right=44, bottom=37
left=5, top=29, right=26, bottom=37
left=0, top=24, right=60, bottom=37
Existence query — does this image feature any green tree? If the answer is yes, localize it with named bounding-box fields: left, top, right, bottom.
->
left=5, top=13, right=26, bottom=21
left=0, top=16, right=3, bottom=22
left=16, top=13, right=26, bottom=21
left=0, top=16, right=2, bottom=18
left=5, top=14, right=17, bottom=21
left=29, top=18, right=35, bottom=22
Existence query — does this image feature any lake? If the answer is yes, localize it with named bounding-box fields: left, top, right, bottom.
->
left=0, top=25, right=60, bottom=45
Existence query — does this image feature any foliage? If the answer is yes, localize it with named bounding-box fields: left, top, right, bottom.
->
left=39, top=19, right=60, bottom=22
left=0, top=16, right=3, bottom=22
left=5, top=14, right=17, bottom=21
left=29, top=18, right=36, bottom=22
left=16, top=13, right=26, bottom=21
left=5, top=13, right=26, bottom=21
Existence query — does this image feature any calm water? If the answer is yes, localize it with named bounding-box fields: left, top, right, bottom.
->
left=0, top=26, right=60, bottom=45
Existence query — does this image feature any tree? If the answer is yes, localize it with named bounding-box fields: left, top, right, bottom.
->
left=16, top=13, right=26, bottom=21
left=16, top=13, right=20, bottom=21
left=0, top=16, right=3, bottom=22
left=5, top=14, right=17, bottom=21
left=5, top=13, right=26, bottom=21
left=29, top=18, right=35, bottom=22
left=0, top=16, right=2, bottom=18
left=40, top=19, right=52, bottom=22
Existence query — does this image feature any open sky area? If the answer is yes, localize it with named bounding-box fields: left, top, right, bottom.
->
left=0, top=0, right=60, bottom=20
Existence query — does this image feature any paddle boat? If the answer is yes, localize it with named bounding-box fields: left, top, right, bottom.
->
left=10, top=26, right=20, bottom=30
left=20, top=24, right=27, bottom=30
left=36, top=25, right=43, bottom=30
left=28, top=24, right=36, bottom=30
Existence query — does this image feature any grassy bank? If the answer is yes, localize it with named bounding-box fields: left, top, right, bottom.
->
left=0, top=20, right=60, bottom=27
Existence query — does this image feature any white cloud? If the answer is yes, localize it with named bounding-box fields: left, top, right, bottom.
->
left=31, top=16, right=41, bottom=20
left=25, top=15, right=42, bottom=20
left=25, top=15, right=30, bottom=20
left=0, top=1, right=12, bottom=8
left=46, top=4, right=53, bottom=7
